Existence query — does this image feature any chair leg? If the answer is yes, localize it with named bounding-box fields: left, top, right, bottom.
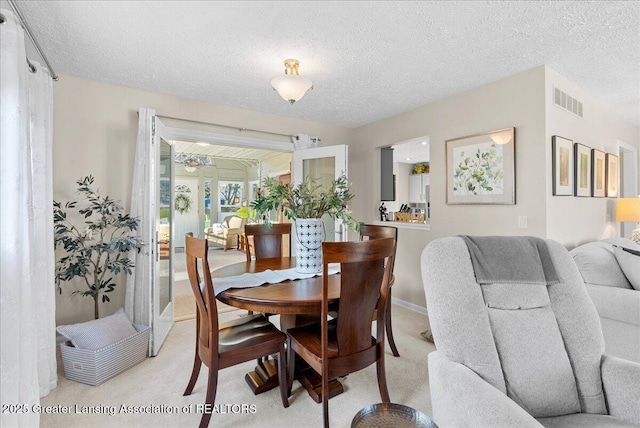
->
left=277, top=345, right=290, bottom=408
left=183, top=352, right=202, bottom=396
left=322, top=373, right=329, bottom=428
left=286, top=339, right=295, bottom=396
left=385, top=295, right=400, bottom=357
left=376, top=352, right=390, bottom=403
left=199, top=367, right=219, bottom=428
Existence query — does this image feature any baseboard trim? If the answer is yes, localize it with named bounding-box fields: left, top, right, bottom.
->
left=392, top=297, right=428, bottom=316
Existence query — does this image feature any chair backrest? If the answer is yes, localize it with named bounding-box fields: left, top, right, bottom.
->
left=244, top=223, right=291, bottom=262
left=185, top=233, right=218, bottom=354
left=323, top=238, right=395, bottom=355
left=359, top=224, right=398, bottom=272
left=421, top=236, right=607, bottom=419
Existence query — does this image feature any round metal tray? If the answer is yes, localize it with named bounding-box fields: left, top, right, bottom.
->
left=351, top=403, right=437, bottom=428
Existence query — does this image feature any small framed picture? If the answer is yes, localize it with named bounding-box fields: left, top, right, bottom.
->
left=552, top=136, right=574, bottom=196
left=591, top=149, right=606, bottom=197
left=605, top=153, right=619, bottom=198
left=574, top=143, right=591, bottom=197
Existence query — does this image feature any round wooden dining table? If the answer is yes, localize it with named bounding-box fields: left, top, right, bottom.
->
left=214, top=257, right=341, bottom=315
left=213, top=256, right=344, bottom=402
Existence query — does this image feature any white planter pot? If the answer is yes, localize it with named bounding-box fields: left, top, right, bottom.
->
left=294, top=218, right=324, bottom=273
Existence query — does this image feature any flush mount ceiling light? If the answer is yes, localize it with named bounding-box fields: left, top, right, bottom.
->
left=271, top=59, right=313, bottom=104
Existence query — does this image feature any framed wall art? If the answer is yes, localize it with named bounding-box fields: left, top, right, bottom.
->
left=605, top=153, right=619, bottom=197
left=574, top=143, right=591, bottom=197
left=591, top=149, right=606, bottom=197
left=552, top=135, right=574, bottom=196
left=446, top=127, right=515, bottom=204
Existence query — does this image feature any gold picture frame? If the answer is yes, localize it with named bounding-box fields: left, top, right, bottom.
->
left=552, top=135, right=574, bottom=196
left=446, top=127, right=515, bottom=205
left=591, top=149, right=606, bottom=197
left=574, top=143, right=591, bottom=197
left=605, top=153, right=619, bottom=198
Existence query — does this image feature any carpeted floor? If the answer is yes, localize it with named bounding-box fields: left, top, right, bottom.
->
left=41, top=305, right=435, bottom=427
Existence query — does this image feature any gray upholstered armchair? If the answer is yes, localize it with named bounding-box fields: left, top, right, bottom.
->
left=421, top=236, right=640, bottom=428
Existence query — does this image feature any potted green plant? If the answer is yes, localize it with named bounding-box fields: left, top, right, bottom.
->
left=54, top=176, right=143, bottom=319
left=250, top=174, right=360, bottom=273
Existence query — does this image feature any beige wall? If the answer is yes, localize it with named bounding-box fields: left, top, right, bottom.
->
left=53, top=67, right=639, bottom=324
left=53, top=74, right=352, bottom=325
left=544, top=66, right=640, bottom=249
left=351, top=66, right=547, bottom=308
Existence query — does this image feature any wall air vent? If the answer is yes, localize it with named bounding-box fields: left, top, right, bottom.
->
left=553, top=86, right=583, bottom=118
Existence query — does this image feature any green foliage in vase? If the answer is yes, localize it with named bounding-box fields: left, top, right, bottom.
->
left=54, top=176, right=143, bottom=319
left=453, top=143, right=504, bottom=195
left=250, top=174, right=361, bottom=232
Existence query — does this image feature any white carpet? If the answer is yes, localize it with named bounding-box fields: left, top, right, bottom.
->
left=41, top=305, right=435, bottom=427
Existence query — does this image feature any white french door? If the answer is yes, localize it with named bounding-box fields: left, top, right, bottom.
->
left=293, top=144, right=349, bottom=244
left=151, top=116, right=174, bottom=355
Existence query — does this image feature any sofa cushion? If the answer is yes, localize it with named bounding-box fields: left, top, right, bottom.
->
left=613, top=246, right=640, bottom=291
left=570, top=242, right=632, bottom=289
left=537, top=413, right=638, bottom=428
left=56, top=308, right=138, bottom=350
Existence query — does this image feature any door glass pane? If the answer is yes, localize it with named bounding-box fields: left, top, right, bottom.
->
left=303, top=157, right=336, bottom=242
left=158, top=138, right=172, bottom=314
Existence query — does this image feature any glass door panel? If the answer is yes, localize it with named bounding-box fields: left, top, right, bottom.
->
left=152, top=117, right=174, bottom=356
left=293, top=145, right=348, bottom=244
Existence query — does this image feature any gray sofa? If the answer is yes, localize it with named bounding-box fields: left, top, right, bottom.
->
left=570, top=238, right=640, bottom=363
left=421, top=236, right=640, bottom=428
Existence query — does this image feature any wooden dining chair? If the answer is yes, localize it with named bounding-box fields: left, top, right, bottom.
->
left=182, top=234, right=289, bottom=428
left=244, top=223, right=292, bottom=262
left=286, top=238, right=395, bottom=428
left=359, top=224, right=400, bottom=357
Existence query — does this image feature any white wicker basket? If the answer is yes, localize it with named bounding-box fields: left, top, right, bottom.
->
left=60, top=324, right=150, bottom=386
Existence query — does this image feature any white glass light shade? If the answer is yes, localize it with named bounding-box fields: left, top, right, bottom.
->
left=184, top=166, right=197, bottom=173
left=490, top=130, right=512, bottom=145
left=271, top=75, right=313, bottom=104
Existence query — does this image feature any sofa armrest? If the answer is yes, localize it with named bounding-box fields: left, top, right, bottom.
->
left=585, top=284, right=640, bottom=326
left=601, top=354, right=640, bottom=425
left=428, top=351, right=542, bottom=428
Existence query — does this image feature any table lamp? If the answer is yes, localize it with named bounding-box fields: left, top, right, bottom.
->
left=615, top=197, right=640, bottom=244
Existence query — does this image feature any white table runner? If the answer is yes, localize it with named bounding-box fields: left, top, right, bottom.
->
left=212, top=264, right=340, bottom=296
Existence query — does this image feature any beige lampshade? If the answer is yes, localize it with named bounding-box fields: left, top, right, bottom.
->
left=616, top=198, right=640, bottom=222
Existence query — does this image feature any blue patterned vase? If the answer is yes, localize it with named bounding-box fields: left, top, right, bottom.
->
left=294, top=218, right=324, bottom=273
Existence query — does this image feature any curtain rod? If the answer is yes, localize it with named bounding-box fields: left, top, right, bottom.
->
left=156, top=114, right=294, bottom=139
left=7, top=0, right=59, bottom=81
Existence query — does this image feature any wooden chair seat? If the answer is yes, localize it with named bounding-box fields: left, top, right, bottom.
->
left=218, top=314, right=286, bottom=355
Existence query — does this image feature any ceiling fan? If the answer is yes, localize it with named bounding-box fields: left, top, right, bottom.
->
left=175, top=154, right=216, bottom=172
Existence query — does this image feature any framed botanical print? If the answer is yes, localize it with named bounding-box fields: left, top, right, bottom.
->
left=573, top=143, right=591, bottom=197
left=605, top=153, right=619, bottom=198
left=591, top=149, right=606, bottom=197
left=552, top=136, right=574, bottom=196
left=446, top=127, right=515, bottom=204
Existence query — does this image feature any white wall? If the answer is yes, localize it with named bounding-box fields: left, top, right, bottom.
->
left=53, top=74, right=352, bottom=325
left=351, top=67, right=547, bottom=307
left=544, top=66, right=640, bottom=248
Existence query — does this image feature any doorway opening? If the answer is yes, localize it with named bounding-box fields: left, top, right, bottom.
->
left=171, top=139, right=293, bottom=320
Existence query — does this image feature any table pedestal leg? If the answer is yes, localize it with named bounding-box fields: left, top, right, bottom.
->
left=244, top=358, right=279, bottom=394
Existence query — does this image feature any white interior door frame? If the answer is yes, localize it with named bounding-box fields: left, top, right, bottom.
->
left=617, top=139, right=639, bottom=238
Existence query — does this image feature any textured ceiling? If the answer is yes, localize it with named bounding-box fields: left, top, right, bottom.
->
left=11, top=1, right=640, bottom=127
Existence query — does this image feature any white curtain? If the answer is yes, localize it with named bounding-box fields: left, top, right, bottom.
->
left=1, top=8, right=57, bottom=428
left=125, top=108, right=156, bottom=330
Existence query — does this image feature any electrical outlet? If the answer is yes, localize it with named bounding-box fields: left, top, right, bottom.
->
left=518, top=216, right=528, bottom=229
